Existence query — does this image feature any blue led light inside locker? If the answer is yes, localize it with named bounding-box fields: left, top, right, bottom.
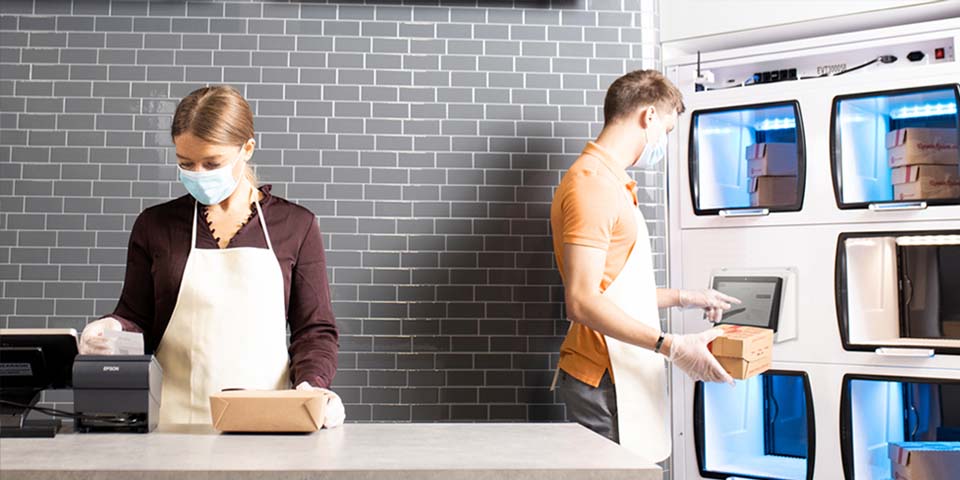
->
left=700, top=372, right=811, bottom=479
left=691, top=103, right=803, bottom=213
left=845, top=378, right=960, bottom=480
left=833, top=86, right=960, bottom=206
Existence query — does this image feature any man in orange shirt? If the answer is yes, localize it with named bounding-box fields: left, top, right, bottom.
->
left=550, top=70, right=739, bottom=462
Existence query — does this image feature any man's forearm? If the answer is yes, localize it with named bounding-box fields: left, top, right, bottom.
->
left=657, top=288, right=681, bottom=309
left=567, top=292, right=666, bottom=354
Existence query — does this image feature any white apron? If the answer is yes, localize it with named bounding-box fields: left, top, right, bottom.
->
left=155, top=200, right=290, bottom=425
left=602, top=206, right=671, bottom=463
left=551, top=207, right=671, bottom=463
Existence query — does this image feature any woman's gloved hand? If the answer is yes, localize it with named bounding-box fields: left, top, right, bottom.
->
left=678, top=289, right=741, bottom=323
left=665, top=328, right=734, bottom=385
left=79, top=317, right=123, bottom=355
left=296, top=381, right=346, bottom=429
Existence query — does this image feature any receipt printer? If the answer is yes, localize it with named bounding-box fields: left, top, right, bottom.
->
left=72, top=355, right=161, bottom=433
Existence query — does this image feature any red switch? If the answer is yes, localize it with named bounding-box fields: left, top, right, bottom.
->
left=934, top=47, right=946, bottom=60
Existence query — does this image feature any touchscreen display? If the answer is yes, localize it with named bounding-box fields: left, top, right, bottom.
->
left=711, top=276, right=783, bottom=330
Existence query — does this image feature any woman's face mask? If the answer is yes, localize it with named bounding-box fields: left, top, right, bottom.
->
left=178, top=146, right=245, bottom=205
left=636, top=114, right=667, bottom=169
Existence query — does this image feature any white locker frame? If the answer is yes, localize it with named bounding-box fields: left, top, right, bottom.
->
left=665, top=18, right=960, bottom=480
left=682, top=362, right=960, bottom=480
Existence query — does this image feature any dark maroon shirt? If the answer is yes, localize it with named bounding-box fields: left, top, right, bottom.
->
left=105, top=185, right=338, bottom=389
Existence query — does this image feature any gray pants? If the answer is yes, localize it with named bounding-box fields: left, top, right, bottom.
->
left=556, top=370, right=619, bottom=443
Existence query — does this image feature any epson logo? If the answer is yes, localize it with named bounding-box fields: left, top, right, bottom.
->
left=102, top=366, right=120, bottom=372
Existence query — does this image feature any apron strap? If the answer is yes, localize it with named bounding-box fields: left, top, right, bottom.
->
left=254, top=200, right=274, bottom=253
left=550, top=364, right=562, bottom=391
left=191, top=201, right=199, bottom=251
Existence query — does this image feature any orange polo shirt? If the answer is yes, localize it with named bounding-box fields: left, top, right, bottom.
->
left=550, top=141, right=639, bottom=388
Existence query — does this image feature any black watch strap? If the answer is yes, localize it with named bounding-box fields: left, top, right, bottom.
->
left=654, top=333, right=666, bottom=354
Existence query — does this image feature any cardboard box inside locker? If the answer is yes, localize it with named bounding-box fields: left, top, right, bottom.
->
left=890, top=164, right=960, bottom=200
left=745, top=143, right=799, bottom=177
left=886, top=127, right=959, bottom=168
left=888, top=442, right=960, bottom=480
left=749, top=176, right=798, bottom=207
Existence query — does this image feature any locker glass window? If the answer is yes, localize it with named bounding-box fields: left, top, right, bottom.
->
left=831, top=84, right=960, bottom=208
left=836, top=231, right=960, bottom=354
left=689, top=102, right=805, bottom=215
left=841, top=375, right=960, bottom=480
left=695, top=371, right=814, bottom=479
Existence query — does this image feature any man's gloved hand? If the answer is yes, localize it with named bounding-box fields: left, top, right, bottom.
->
left=665, top=328, right=734, bottom=385
left=79, top=317, right=123, bottom=355
left=679, top=289, right=741, bottom=323
left=296, top=381, right=346, bottom=429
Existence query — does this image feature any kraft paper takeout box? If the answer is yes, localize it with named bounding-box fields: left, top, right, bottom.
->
left=210, top=390, right=329, bottom=433
left=745, top=143, right=799, bottom=177
left=886, top=127, right=959, bottom=168
left=709, top=325, right=774, bottom=380
left=943, top=321, right=960, bottom=339
left=890, top=164, right=960, bottom=200
left=749, top=176, right=798, bottom=207
left=888, top=442, right=960, bottom=480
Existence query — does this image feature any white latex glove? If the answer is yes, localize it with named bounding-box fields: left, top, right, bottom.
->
left=79, top=317, right=123, bottom=355
left=679, top=289, right=741, bottom=323
left=296, top=381, right=345, bottom=429
left=666, top=328, right=734, bottom=385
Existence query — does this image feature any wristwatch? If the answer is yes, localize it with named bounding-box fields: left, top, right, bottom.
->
left=654, top=333, right=667, bottom=354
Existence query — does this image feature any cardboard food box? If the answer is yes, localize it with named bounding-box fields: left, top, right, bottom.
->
left=749, top=176, right=798, bottom=207
left=209, top=390, right=329, bottom=433
left=889, top=442, right=960, bottom=480
left=745, top=143, right=799, bottom=177
left=709, top=325, right=774, bottom=380
left=942, top=321, right=960, bottom=339
left=887, top=127, right=959, bottom=168
left=890, top=164, right=960, bottom=200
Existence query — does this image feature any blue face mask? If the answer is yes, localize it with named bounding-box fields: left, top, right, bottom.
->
left=637, top=115, right=668, bottom=169
left=178, top=148, right=243, bottom=205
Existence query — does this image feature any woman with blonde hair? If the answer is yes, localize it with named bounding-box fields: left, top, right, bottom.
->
left=79, top=85, right=344, bottom=428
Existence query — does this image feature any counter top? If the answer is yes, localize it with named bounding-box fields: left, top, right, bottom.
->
left=0, top=423, right=662, bottom=480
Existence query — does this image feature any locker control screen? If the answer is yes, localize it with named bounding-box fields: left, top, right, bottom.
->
left=712, top=276, right=784, bottom=331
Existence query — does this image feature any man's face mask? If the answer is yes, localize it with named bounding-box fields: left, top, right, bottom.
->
left=636, top=114, right=668, bottom=169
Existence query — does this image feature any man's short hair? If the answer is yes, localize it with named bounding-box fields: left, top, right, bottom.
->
left=603, top=70, right=685, bottom=125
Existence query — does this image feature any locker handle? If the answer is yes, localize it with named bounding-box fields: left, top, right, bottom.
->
left=868, top=201, right=928, bottom=212
left=719, top=208, right=770, bottom=218
left=874, top=347, right=935, bottom=357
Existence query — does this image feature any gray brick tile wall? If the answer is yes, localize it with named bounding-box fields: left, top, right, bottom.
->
left=0, top=0, right=664, bottom=425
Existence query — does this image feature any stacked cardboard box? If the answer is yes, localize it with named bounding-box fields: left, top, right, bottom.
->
left=888, top=442, right=960, bottom=480
left=887, top=128, right=960, bottom=200
left=943, top=321, right=960, bottom=339
left=745, top=143, right=799, bottom=207
left=708, top=325, right=774, bottom=380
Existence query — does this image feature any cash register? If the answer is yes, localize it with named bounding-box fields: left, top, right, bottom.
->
left=0, top=329, right=78, bottom=437
left=0, top=328, right=161, bottom=436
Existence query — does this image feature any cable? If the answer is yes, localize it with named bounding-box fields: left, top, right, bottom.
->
left=701, top=76, right=756, bottom=92
left=697, top=54, right=898, bottom=92
left=802, top=55, right=898, bottom=79
left=0, top=399, right=140, bottom=425
left=831, top=57, right=879, bottom=76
